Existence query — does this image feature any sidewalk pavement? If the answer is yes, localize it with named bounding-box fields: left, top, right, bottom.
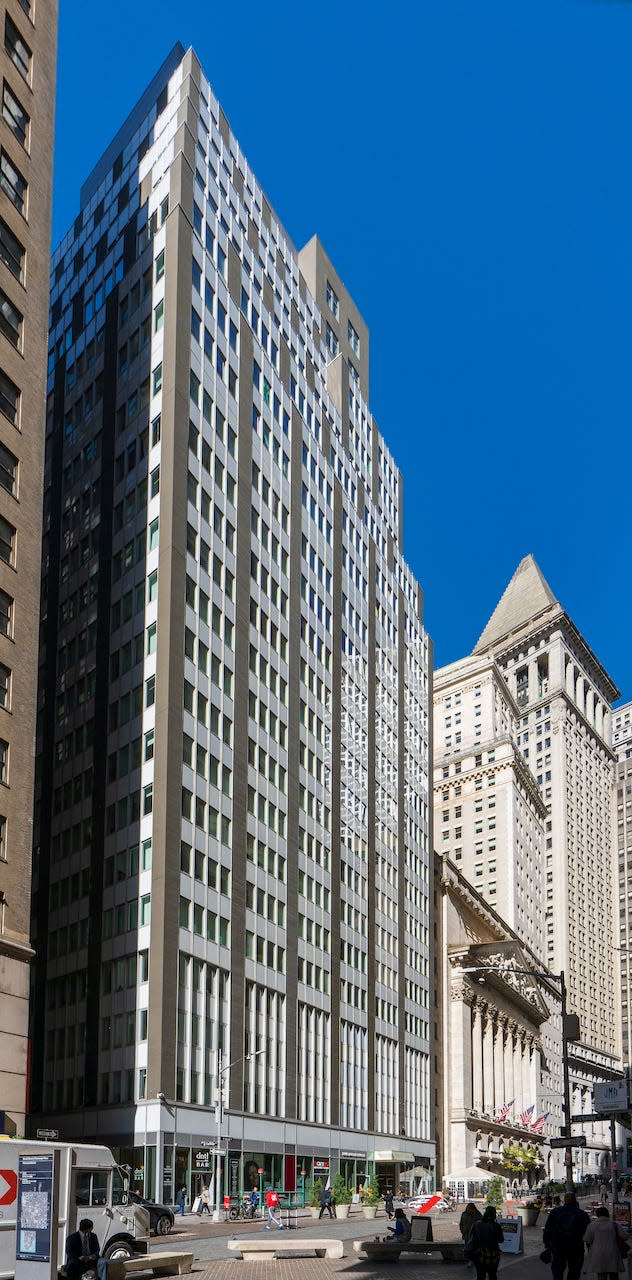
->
left=156, top=1206, right=549, bottom=1278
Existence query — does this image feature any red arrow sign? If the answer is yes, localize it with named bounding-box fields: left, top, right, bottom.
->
left=0, top=1170, right=17, bottom=1204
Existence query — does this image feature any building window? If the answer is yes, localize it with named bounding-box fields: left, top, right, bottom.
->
left=0, top=289, right=22, bottom=349
left=326, top=323, right=339, bottom=357
left=0, top=588, right=12, bottom=637
left=0, top=219, right=24, bottom=281
left=326, top=280, right=339, bottom=318
left=0, top=514, right=15, bottom=565
left=0, top=739, right=7, bottom=783
left=0, top=150, right=26, bottom=216
left=0, top=369, right=19, bottom=426
left=348, top=319, right=360, bottom=356
left=2, top=81, right=29, bottom=149
left=0, top=662, right=10, bottom=708
left=4, top=15, right=31, bottom=83
left=0, top=814, right=5, bottom=859
left=0, top=440, right=17, bottom=495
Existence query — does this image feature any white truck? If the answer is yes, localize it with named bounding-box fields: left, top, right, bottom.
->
left=0, top=1139, right=150, bottom=1278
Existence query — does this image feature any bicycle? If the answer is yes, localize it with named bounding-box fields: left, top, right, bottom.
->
left=228, top=1200, right=258, bottom=1221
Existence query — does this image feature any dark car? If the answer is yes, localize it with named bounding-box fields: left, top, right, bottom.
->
left=129, top=1192, right=174, bottom=1235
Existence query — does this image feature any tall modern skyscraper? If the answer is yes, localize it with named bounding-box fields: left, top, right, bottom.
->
left=472, top=556, right=622, bottom=1169
left=613, top=702, right=632, bottom=1070
left=0, top=0, right=57, bottom=1135
left=30, top=45, right=434, bottom=1200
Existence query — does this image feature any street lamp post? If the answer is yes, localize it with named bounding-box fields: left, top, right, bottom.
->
left=213, top=1046, right=265, bottom=1222
left=458, top=962, right=577, bottom=1193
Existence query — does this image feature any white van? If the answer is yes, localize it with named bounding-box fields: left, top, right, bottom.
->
left=0, top=1139, right=149, bottom=1278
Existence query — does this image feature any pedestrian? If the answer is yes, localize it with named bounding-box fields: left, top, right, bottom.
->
left=460, top=1201, right=483, bottom=1268
left=264, top=1186, right=284, bottom=1230
left=319, top=1185, right=334, bottom=1219
left=541, top=1190, right=590, bottom=1280
left=469, top=1205, right=504, bottom=1280
left=582, top=1206, right=628, bottom=1279
left=387, top=1207, right=411, bottom=1243
left=249, top=1186, right=260, bottom=1217
left=64, top=1217, right=102, bottom=1280
left=599, top=1183, right=609, bottom=1207
left=175, top=1185, right=187, bottom=1217
left=384, top=1188, right=394, bottom=1218
left=197, top=1184, right=211, bottom=1216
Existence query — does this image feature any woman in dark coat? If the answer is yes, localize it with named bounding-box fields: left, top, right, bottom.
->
left=470, top=1205, right=504, bottom=1280
left=460, top=1200, right=483, bottom=1245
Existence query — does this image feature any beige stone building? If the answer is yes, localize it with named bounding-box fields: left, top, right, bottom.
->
left=434, top=651, right=547, bottom=961
left=473, top=557, right=621, bottom=1073
left=436, top=852, right=559, bottom=1192
left=0, top=0, right=57, bottom=1134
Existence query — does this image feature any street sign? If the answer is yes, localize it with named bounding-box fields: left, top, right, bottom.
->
left=36, top=1128, right=59, bottom=1140
left=550, top=1136, right=587, bottom=1148
left=594, top=1082, right=629, bottom=1114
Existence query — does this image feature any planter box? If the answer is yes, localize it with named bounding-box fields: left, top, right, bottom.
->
left=335, top=1204, right=350, bottom=1219
left=517, top=1207, right=540, bottom=1227
left=362, top=1205, right=378, bottom=1219
left=310, top=1207, right=321, bottom=1218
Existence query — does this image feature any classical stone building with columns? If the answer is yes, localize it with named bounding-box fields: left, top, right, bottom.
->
left=436, top=852, right=563, bottom=1191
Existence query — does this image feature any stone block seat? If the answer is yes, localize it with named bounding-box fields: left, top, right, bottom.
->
left=105, top=1252, right=194, bottom=1279
left=353, top=1238, right=465, bottom=1263
left=228, top=1237, right=344, bottom=1261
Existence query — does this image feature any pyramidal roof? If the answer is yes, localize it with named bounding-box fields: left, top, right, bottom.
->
left=473, top=555, right=558, bottom=654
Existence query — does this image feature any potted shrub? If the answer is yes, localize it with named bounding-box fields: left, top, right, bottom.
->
left=309, top=1180, right=323, bottom=1219
left=362, top=1175, right=380, bottom=1219
left=485, top=1175, right=506, bottom=1211
left=332, top=1173, right=352, bottom=1219
left=517, top=1196, right=542, bottom=1227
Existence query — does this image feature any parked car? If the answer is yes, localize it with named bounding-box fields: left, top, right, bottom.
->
left=129, top=1193, right=174, bottom=1235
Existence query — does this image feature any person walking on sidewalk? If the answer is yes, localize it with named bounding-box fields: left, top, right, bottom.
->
left=264, top=1186, right=284, bottom=1230
left=175, top=1185, right=187, bottom=1217
left=384, top=1189, right=394, bottom=1218
left=582, top=1206, right=628, bottom=1279
left=541, top=1191, right=590, bottom=1280
left=319, top=1186, right=334, bottom=1219
left=469, top=1205, right=504, bottom=1280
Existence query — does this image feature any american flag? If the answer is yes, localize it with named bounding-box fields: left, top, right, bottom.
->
left=519, top=1104, right=535, bottom=1127
left=530, top=1112, right=549, bottom=1134
left=495, top=1099, right=514, bottom=1124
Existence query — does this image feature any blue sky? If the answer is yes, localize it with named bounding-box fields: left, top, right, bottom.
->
left=53, top=0, right=632, bottom=700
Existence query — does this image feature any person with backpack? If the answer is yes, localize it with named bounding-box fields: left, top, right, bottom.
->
left=541, top=1191, right=590, bottom=1280
left=469, top=1205, right=504, bottom=1280
left=319, top=1185, right=334, bottom=1219
left=582, top=1206, right=628, bottom=1278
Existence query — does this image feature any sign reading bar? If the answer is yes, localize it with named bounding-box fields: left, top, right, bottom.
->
left=16, top=1154, right=54, bottom=1262
left=550, top=1136, right=586, bottom=1148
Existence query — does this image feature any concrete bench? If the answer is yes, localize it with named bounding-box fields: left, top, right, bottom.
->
left=228, top=1237, right=344, bottom=1261
left=354, top=1238, right=465, bottom=1263
left=106, top=1252, right=194, bottom=1279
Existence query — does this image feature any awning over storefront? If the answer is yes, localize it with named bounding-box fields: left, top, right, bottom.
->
left=373, top=1150, right=415, bottom=1163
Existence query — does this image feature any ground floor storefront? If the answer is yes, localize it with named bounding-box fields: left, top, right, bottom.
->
left=101, top=1102, right=436, bottom=1207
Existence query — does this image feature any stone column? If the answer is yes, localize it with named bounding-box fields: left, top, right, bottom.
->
left=504, top=1019, right=516, bottom=1113
left=528, top=659, right=539, bottom=705
left=494, top=1012, right=506, bottom=1114
left=482, top=1004, right=495, bottom=1115
left=472, top=999, right=484, bottom=1112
